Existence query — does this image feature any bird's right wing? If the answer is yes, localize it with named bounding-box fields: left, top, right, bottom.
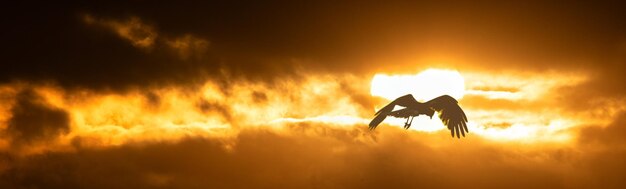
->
left=369, top=94, right=418, bottom=129
left=425, top=95, right=468, bottom=138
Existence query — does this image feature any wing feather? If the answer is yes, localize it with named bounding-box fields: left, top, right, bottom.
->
left=369, top=105, right=393, bottom=129
left=369, top=94, right=418, bottom=129
left=426, top=95, right=469, bottom=138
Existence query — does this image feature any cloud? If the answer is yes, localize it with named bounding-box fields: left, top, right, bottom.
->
left=0, top=69, right=610, bottom=149
left=83, top=15, right=158, bottom=49
left=577, top=112, right=626, bottom=147
left=572, top=113, right=626, bottom=188
left=4, top=90, right=70, bottom=147
left=0, top=124, right=625, bottom=189
left=0, top=69, right=622, bottom=188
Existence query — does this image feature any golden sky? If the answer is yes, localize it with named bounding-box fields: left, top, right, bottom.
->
left=1, top=1, right=626, bottom=188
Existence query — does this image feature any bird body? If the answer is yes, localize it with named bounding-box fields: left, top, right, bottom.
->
left=369, top=94, right=469, bottom=138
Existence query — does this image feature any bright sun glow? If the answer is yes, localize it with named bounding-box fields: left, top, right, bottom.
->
left=370, top=69, right=465, bottom=101
left=368, top=69, right=586, bottom=142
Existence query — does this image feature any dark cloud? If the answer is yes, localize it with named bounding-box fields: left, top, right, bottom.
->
left=552, top=80, right=625, bottom=117
left=5, top=90, right=70, bottom=146
left=0, top=124, right=624, bottom=189
left=574, top=113, right=626, bottom=188
left=2, top=1, right=626, bottom=92
left=196, top=99, right=233, bottom=123
left=142, top=91, right=161, bottom=107
left=578, top=112, right=626, bottom=146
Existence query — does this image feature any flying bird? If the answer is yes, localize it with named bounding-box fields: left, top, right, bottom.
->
left=369, top=94, right=469, bottom=138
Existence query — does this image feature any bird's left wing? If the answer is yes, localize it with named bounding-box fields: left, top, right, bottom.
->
left=426, top=95, right=468, bottom=138
left=369, top=94, right=418, bottom=129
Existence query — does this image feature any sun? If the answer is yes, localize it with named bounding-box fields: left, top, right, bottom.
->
left=370, top=69, right=465, bottom=101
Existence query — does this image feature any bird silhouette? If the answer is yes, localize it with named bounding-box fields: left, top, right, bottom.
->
left=369, top=94, right=469, bottom=138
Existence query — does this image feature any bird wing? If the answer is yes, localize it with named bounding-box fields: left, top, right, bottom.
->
left=389, top=108, right=416, bottom=118
left=369, top=94, right=418, bottom=129
left=425, top=95, right=468, bottom=138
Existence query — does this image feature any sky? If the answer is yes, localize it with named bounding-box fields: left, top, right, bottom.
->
left=1, top=1, right=626, bottom=188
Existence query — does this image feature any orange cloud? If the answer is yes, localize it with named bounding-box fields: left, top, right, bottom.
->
left=83, top=15, right=157, bottom=49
